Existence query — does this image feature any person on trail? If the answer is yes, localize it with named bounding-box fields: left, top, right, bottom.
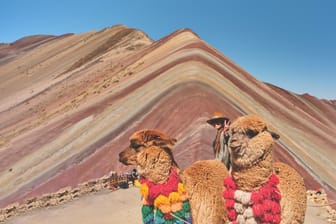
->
left=207, top=112, right=231, bottom=170
left=131, top=168, right=138, bottom=185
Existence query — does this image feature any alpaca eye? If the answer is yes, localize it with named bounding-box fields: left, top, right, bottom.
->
left=130, top=141, right=143, bottom=151
left=246, top=129, right=258, bottom=138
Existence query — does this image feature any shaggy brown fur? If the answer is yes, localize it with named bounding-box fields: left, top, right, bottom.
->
left=119, top=129, right=178, bottom=167
left=229, top=114, right=307, bottom=223
left=136, top=146, right=173, bottom=184
left=119, top=129, right=229, bottom=224
left=182, top=160, right=228, bottom=223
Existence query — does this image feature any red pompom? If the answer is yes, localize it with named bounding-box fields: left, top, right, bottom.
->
left=271, top=189, right=281, bottom=201
left=227, top=209, right=237, bottom=221
left=264, top=213, right=273, bottom=222
left=269, top=174, right=280, bottom=185
left=224, top=177, right=236, bottom=190
left=251, top=191, right=263, bottom=203
left=273, top=214, right=281, bottom=223
left=260, top=186, right=272, bottom=199
left=223, top=189, right=235, bottom=199
left=263, top=199, right=273, bottom=211
left=164, top=212, right=173, bottom=220
left=252, top=203, right=264, bottom=216
left=270, top=201, right=281, bottom=214
left=225, top=199, right=235, bottom=208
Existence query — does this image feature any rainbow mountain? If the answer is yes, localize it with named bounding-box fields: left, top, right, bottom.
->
left=0, top=24, right=335, bottom=208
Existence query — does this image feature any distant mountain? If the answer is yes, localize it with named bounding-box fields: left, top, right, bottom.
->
left=0, top=24, right=335, bottom=209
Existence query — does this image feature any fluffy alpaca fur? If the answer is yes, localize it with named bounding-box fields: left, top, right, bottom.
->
left=182, top=160, right=228, bottom=223
left=119, top=129, right=229, bottom=224
left=136, top=145, right=173, bottom=184
left=229, top=114, right=307, bottom=223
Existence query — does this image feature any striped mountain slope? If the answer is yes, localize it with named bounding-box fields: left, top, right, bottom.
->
left=0, top=25, right=335, bottom=208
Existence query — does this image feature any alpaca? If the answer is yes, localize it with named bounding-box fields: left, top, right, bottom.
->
left=119, top=129, right=229, bottom=223
left=226, top=114, right=307, bottom=223
left=136, top=145, right=193, bottom=223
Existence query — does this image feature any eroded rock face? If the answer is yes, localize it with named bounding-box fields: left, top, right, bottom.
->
left=0, top=24, right=335, bottom=210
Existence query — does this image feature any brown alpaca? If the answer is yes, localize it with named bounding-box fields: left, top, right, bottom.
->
left=228, top=114, right=307, bottom=223
left=119, top=129, right=229, bottom=223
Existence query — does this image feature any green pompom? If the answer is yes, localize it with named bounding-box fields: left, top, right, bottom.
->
left=142, top=205, right=154, bottom=224
left=173, top=209, right=184, bottom=218
left=183, top=201, right=191, bottom=210
left=142, top=205, right=154, bottom=215
left=157, top=208, right=164, bottom=217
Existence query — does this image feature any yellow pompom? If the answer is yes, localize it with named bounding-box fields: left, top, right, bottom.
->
left=169, top=192, right=181, bottom=203
left=142, top=197, right=151, bottom=206
left=171, top=202, right=183, bottom=212
left=140, top=183, right=149, bottom=199
left=154, top=195, right=170, bottom=208
left=134, top=179, right=141, bottom=187
left=179, top=194, right=188, bottom=201
left=159, top=204, right=171, bottom=214
left=178, top=183, right=186, bottom=194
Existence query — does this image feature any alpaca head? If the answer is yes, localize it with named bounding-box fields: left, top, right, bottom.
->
left=136, top=145, right=174, bottom=183
left=229, top=114, right=280, bottom=170
left=119, top=129, right=177, bottom=166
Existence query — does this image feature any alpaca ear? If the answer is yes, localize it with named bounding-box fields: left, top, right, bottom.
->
left=143, top=129, right=163, bottom=141
left=143, top=129, right=152, bottom=142
left=269, top=130, right=280, bottom=140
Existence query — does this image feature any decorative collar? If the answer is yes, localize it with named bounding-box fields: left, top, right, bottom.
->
left=139, top=167, right=192, bottom=223
left=140, top=167, right=181, bottom=204
left=223, top=173, right=281, bottom=224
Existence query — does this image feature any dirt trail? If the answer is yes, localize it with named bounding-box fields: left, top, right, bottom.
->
left=5, top=187, right=141, bottom=224
left=4, top=186, right=334, bottom=224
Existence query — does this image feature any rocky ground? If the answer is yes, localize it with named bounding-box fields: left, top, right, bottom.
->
left=2, top=186, right=336, bottom=224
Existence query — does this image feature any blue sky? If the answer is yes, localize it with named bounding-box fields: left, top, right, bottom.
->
left=1, top=0, right=335, bottom=100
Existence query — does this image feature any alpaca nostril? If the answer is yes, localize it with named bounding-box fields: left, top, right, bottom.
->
left=119, top=155, right=126, bottom=163
left=230, top=146, right=240, bottom=152
left=229, top=142, right=239, bottom=151
left=229, top=138, right=237, bottom=146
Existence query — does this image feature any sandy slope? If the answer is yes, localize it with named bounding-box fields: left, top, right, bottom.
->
left=4, top=186, right=334, bottom=224
left=5, top=187, right=141, bottom=224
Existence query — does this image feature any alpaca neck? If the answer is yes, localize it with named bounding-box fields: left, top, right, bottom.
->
left=231, top=152, right=273, bottom=191
left=148, top=166, right=172, bottom=184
